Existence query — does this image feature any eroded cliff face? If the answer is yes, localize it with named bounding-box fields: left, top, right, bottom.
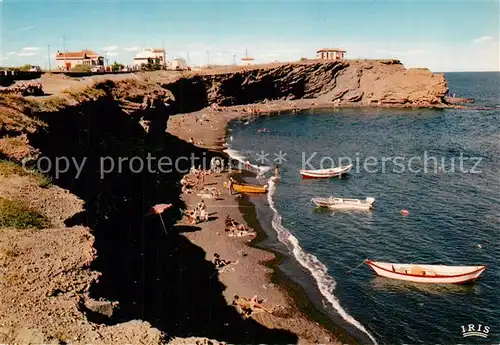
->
left=165, top=60, right=449, bottom=113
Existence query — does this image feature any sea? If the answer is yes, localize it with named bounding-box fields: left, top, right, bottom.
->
left=225, top=72, right=500, bottom=345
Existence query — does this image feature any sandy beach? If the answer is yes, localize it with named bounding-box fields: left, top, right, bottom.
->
left=168, top=106, right=349, bottom=344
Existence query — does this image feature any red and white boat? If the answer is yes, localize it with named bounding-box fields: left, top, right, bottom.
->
left=299, top=164, right=353, bottom=179
left=365, top=260, right=486, bottom=284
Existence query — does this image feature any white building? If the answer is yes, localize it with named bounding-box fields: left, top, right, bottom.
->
left=55, top=49, right=104, bottom=70
left=133, top=48, right=166, bottom=66
left=240, top=56, right=255, bottom=66
left=168, top=58, right=187, bottom=70
left=316, top=48, right=346, bottom=61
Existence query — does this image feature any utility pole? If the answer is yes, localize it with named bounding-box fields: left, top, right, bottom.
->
left=47, top=45, right=51, bottom=70
left=233, top=53, right=236, bottom=65
left=0, top=0, right=4, bottom=68
left=206, top=50, right=210, bottom=67
left=62, top=35, right=67, bottom=70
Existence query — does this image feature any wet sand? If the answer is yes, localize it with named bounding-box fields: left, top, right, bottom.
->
left=167, top=104, right=360, bottom=344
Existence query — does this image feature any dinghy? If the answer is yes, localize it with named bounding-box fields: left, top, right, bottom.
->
left=312, top=196, right=375, bottom=210
left=224, top=181, right=268, bottom=194
left=300, top=164, right=352, bottom=179
left=365, top=260, right=486, bottom=284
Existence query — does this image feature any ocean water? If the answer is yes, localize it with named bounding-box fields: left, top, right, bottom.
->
left=227, top=72, right=500, bottom=345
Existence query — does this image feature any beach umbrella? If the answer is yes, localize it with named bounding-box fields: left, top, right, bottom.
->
left=148, top=203, right=172, bottom=236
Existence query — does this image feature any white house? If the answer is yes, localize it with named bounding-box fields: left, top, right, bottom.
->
left=133, top=48, right=166, bottom=66
left=168, top=58, right=187, bottom=70
left=55, top=49, right=104, bottom=70
left=240, top=56, right=255, bottom=66
left=316, top=48, right=346, bottom=60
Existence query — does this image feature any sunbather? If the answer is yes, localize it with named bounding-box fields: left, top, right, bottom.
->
left=213, top=253, right=231, bottom=268
left=232, top=294, right=273, bottom=318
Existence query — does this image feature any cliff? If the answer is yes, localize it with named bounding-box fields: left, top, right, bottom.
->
left=0, top=60, right=451, bottom=344
left=164, top=60, right=449, bottom=113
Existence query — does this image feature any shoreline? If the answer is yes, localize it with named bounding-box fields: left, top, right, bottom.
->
left=168, top=103, right=373, bottom=344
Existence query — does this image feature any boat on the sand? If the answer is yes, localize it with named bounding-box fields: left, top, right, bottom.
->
left=224, top=181, right=268, bottom=194
left=299, top=164, right=352, bottom=179
left=365, top=260, right=486, bottom=284
left=312, top=196, right=375, bottom=210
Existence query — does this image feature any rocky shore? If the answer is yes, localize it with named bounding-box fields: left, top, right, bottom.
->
left=0, top=61, right=473, bottom=344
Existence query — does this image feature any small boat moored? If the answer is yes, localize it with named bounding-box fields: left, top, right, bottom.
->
left=312, top=196, right=375, bottom=210
left=299, top=164, right=353, bottom=179
left=365, top=260, right=487, bottom=284
left=224, top=181, right=268, bottom=194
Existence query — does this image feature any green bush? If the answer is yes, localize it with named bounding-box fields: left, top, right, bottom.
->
left=0, top=160, right=52, bottom=188
left=70, top=64, right=92, bottom=72
left=0, top=197, right=50, bottom=229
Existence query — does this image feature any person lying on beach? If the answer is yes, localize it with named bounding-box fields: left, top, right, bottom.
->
left=225, top=216, right=251, bottom=232
left=181, top=185, right=193, bottom=194
left=232, top=295, right=274, bottom=318
left=213, top=253, right=232, bottom=269
left=186, top=209, right=199, bottom=224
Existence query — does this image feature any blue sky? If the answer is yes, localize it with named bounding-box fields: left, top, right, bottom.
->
left=1, top=0, right=499, bottom=71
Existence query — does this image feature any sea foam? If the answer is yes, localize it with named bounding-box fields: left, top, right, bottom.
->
left=266, top=178, right=379, bottom=345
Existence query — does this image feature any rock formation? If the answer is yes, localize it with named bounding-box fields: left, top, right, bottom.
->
left=164, top=60, right=449, bottom=113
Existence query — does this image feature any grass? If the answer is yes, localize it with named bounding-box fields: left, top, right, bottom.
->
left=0, top=160, right=52, bottom=188
left=0, top=197, right=50, bottom=229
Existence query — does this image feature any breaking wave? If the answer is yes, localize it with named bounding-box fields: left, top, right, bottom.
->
left=266, top=178, right=378, bottom=345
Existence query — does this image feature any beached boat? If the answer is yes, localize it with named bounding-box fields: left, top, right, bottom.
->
left=365, top=260, right=487, bottom=284
left=299, top=164, right=352, bottom=179
left=223, top=181, right=268, bottom=194
left=312, top=196, right=375, bottom=210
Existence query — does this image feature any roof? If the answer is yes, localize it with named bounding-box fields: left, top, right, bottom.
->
left=55, top=49, right=102, bottom=60
left=241, top=57, right=255, bottom=61
left=316, top=48, right=346, bottom=53
left=134, top=49, right=165, bottom=59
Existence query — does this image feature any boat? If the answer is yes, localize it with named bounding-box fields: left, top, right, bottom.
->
left=365, top=260, right=487, bottom=284
left=312, top=196, right=375, bottom=210
left=299, top=164, right=352, bottom=179
left=224, top=181, right=268, bottom=194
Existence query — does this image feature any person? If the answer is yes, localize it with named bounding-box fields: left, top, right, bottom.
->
left=213, top=253, right=231, bottom=268
left=244, top=160, right=250, bottom=169
left=198, top=200, right=208, bottom=221
left=189, top=137, right=194, bottom=144
left=274, top=164, right=280, bottom=178
left=227, top=177, right=235, bottom=195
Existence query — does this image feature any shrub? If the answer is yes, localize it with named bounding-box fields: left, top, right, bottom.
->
left=70, top=64, right=92, bottom=73
left=0, top=160, right=52, bottom=188
left=0, top=197, right=50, bottom=229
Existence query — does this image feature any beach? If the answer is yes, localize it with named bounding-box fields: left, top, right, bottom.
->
left=168, top=107, right=346, bottom=344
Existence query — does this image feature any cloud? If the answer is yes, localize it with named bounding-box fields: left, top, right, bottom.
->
left=107, top=51, right=119, bottom=57
left=6, top=51, right=17, bottom=56
left=473, top=36, right=493, bottom=44
left=17, top=52, right=36, bottom=57
left=20, top=25, right=35, bottom=31
left=22, top=47, right=41, bottom=51
left=103, top=45, right=119, bottom=51
left=123, top=46, right=140, bottom=52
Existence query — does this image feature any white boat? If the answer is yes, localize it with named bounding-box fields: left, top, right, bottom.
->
left=299, top=164, right=352, bottom=179
left=312, top=196, right=375, bottom=210
left=365, top=260, right=487, bottom=284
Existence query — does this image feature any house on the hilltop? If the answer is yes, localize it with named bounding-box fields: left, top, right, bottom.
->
left=168, top=58, right=188, bottom=70
left=240, top=56, right=255, bottom=66
left=133, top=48, right=166, bottom=67
left=55, top=49, right=104, bottom=70
left=240, top=48, right=255, bottom=66
left=316, top=48, right=346, bottom=60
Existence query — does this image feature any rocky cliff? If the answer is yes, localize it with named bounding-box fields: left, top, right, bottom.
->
left=164, top=60, right=449, bottom=113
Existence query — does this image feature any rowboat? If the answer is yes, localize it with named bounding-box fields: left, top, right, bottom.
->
left=365, top=260, right=487, bottom=284
left=224, top=181, right=268, bottom=194
left=312, top=197, right=375, bottom=210
left=299, top=164, right=353, bottom=179
left=233, top=183, right=267, bottom=194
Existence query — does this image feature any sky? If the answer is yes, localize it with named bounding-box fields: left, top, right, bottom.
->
left=0, top=0, right=499, bottom=72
